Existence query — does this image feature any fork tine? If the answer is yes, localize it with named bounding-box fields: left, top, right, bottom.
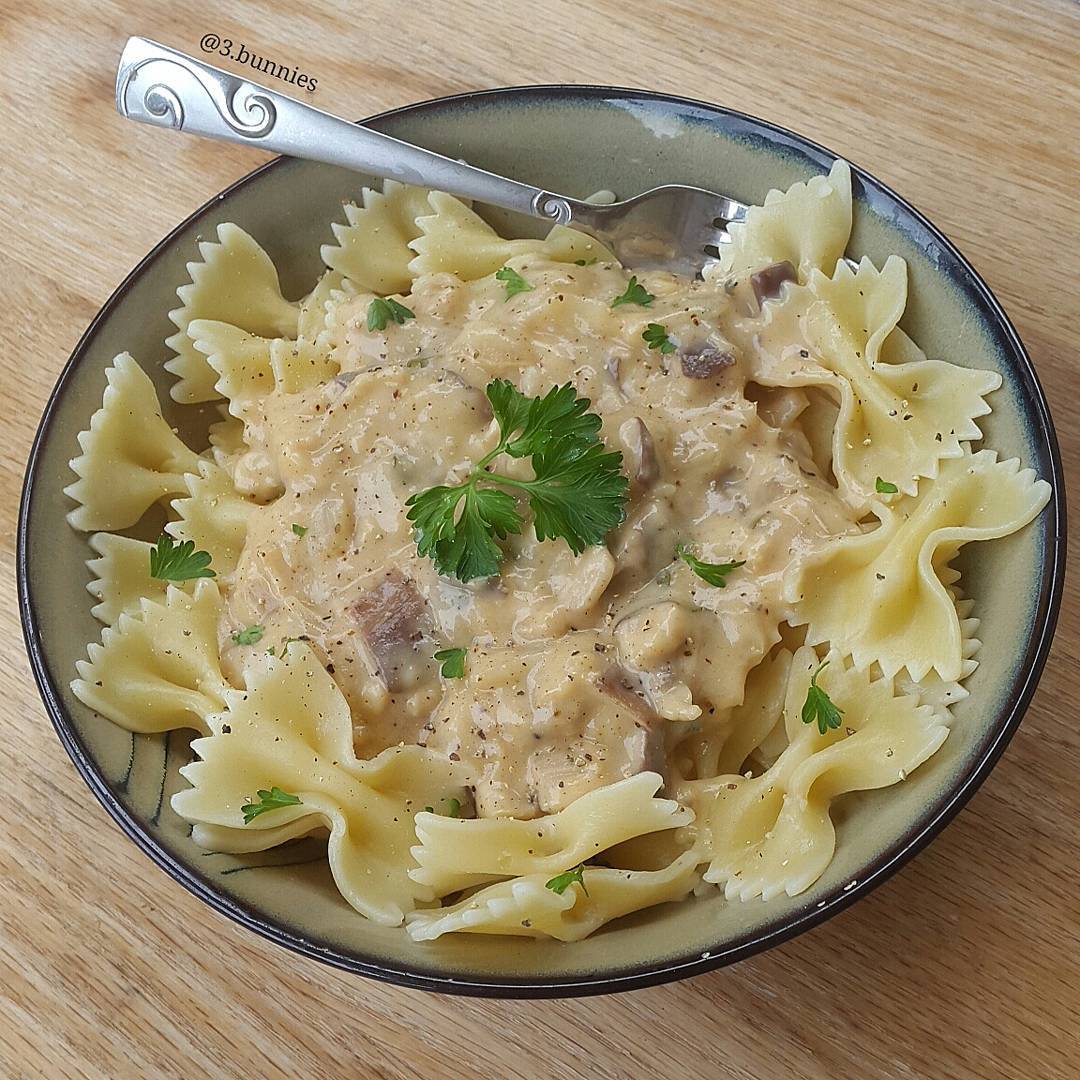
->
left=701, top=226, right=734, bottom=248
left=698, top=194, right=746, bottom=224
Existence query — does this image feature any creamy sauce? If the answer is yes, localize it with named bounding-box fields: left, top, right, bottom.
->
left=218, top=258, right=856, bottom=818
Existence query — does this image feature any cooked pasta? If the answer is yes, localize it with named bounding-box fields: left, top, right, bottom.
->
left=66, top=162, right=1050, bottom=940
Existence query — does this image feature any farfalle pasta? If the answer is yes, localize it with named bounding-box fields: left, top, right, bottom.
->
left=166, top=223, right=299, bottom=402
left=681, top=646, right=949, bottom=902
left=174, top=646, right=464, bottom=925
left=65, top=160, right=1049, bottom=940
left=64, top=352, right=200, bottom=531
left=741, top=255, right=1002, bottom=506
left=72, top=580, right=228, bottom=735
left=785, top=449, right=1049, bottom=681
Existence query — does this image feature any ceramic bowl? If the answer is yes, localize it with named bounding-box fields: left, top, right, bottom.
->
left=18, top=87, right=1066, bottom=997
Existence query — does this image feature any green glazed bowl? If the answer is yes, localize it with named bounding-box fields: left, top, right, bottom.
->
left=18, top=87, right=1065, bottom=997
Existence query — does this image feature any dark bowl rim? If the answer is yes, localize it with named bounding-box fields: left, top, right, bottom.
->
left=17, top=83, right=1067, bottom=999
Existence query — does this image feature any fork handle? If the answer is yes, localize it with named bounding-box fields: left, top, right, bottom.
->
left=115, top=37, right=589, bottom=227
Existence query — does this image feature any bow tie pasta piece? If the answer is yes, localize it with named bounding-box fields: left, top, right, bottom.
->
left=408, top=191, right=613, bottom=280
left=72, top=580, right=228, bottom=735
left=166, top=223, right=300, bottom=403
left=409, top=771, right=693, bottom=896
left=686, top=646, right=948, bottom=902
left=172, top=645, right=467, bottom=925
left=164, top=459, right=256, bottom=577
left=747, top=257, right=1001, bottom=507
left=85, top=533, right=163, bottom=626
left=188, top=320, right=337, bottom=423
left=320, top=180, right=437, bottom=296
left=785, top=450, right=1050, bottom=682
left=405, top=850, right=702, bottom=942
left=65, top=353, right=201, bottom=531
left=711, top=159, right=852, bottom=284
left=807, top=257, right=1001, bottom=504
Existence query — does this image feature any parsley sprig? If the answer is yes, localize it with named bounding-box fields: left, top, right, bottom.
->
left=241, top=786, right=302, bottom=824
left=406, top=380, right=629, bottom=582
left=801, top=660, right=844, bottom=735
left=612, top=275, right=654, bottom=308
left=366, top=297, right=415, bottom=331
left=148, top=535, right=215, bottom=582
left=676, top=544, right=745, bottom=587
left=545, top=864, right=589, bottom=896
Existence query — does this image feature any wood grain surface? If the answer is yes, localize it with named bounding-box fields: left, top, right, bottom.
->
left=2, top=2, right=1077, bottom=1077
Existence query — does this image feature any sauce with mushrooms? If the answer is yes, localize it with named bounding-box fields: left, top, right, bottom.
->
left=216, top=257, right=854, bottom=816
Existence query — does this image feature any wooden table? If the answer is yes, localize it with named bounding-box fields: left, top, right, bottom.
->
left=2, top=2, right=1077, bottom=1076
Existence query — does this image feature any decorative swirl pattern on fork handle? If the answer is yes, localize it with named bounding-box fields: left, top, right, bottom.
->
left=116, top=38, right=277, bottom=138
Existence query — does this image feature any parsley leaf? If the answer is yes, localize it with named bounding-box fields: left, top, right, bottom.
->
left=446, top=797, right=461, bottom=818
left=489, top=379, right=603, bottom=460
left=642, top=323, right=676, bottom=354
left=434, top=647, right=467, bottom=679
left=406, top=380, right=628, bottom=582
left=545, top=864, right=588, bottom=897
left=875, top=477, right=899, bottom=494
left=366, top=297, right=415, bottom=331
left=801, top=660, right=844, bottom=735
left=291, top=523, right=308, bottom=537
left=676, top=544, right=745, bottom=587
left=612, top=275, right=654, bottom=308
left=232, top=625, right=264, bottom=646
left=528, top=440, right=629, bottom=555
left=241, top=786, right=302, bottom=824
left=494, top=266, right=533, bottom=299
left=148, top=535, right=216, bottom=582
left=409, top=482, right=522, bottom=582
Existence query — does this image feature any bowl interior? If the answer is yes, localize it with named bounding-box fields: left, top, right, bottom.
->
left=20, top=87, right=1062, bottom=995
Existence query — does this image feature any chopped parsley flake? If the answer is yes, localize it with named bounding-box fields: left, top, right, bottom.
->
left=434, top=647, right=467, bottom=679
left=495, top=266, right=533, bottom=299
left=366, top=297, right=415, bottom=331
left=612, top=275, right=654, bottom=308
left=676, top=544, right=745, bottom=587
left=642, top=323, right=676, bottom=354
left=148, top=535, right=215, bottom=582
left=241, top=786, right=302, bottom=824
left=545, top=864, right=588, bottom=896
left=801, top=661, right=844, bottom=735
left=232, top=625, right=264, bottom=646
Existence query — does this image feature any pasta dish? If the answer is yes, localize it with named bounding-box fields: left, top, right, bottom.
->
left=65, top=162, right=1050, bottom=940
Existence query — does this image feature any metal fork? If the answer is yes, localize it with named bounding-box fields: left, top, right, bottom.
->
left=115, top=37, right=746, bottom=277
